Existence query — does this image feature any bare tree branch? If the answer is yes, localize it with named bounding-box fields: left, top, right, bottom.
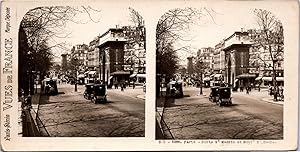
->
left=253, top=8, right=284, bottom=100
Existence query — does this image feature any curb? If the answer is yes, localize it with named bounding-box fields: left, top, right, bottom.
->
left=30, top=93, right=41, bottom=136
left=156, top=111, right=165, bottom=139
left=262, top=98, right=284, bottom=105
left=136, top=94, right=145, bottom=100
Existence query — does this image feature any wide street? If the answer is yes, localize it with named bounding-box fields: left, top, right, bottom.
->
left=158, top=87, right=283, bottom=140
left=37, top=83, right=145, bottom=137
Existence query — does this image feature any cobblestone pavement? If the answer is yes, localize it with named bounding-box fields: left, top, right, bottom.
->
left=38, top=84, right=145, bottom=137
left=160, top=87, right=283, bottom=139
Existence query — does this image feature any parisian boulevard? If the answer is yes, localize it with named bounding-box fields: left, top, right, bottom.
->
left=37, top=83, right=145, bottom=137
left=157, top=87, right=283, bottom=139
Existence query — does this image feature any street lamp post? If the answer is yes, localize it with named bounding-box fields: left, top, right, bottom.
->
left=74, top=58, right=78, bottom=92
left=199, top=60, right=203, bottom=95
left=75, top=74, right=78, bottom=92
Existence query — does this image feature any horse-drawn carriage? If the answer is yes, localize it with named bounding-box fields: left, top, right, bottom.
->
left=90, top=84, right=107, bottom=104
left=209, top=86, right=232, bottom=106
left=42, top=78, right=58, bottom=95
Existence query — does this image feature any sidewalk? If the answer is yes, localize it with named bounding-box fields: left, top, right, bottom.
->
left=232, top=89, right=283, bottom=105
left=262, top=97, right=284, bottom=105
left=18, top=87, right=41, bottom=137
left=108, top=87, right=145, bottom=100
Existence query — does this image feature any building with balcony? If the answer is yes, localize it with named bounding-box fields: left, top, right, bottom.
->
left=123, top=26, right=146, bottom=75
left=196, top=47, right=214, bottom=75
left=213, top=40, right=225, bottom=74
left=71, top=44, right=88, bottom=71
left=86, top=37, right=100, bottom=83
left=70, top=44, right=89, bottom=83
left=248, top=29, right=284, bottom=86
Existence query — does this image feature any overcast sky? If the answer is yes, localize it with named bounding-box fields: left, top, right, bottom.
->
left=176, top=6, right=259, bottom=65
left=50, top=5, right=261, bottom=64
left=51, top=6, right=134, bottom=62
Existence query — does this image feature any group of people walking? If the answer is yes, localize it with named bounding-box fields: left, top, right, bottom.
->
left=113, top=79, right=135, bottom=91
left=268, top=85, right=284, bottom=101
left=239, top=83, right=255, bottom=94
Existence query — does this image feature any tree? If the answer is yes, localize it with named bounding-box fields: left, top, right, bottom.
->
left=129, top=7, right=144, bottom=28
left=156, top=8, right=202, bottom=82
left=156, top=8, right=218, bottom=79
left=52, top=64, right=61, bottom=73
left=19, top=6, right=101, bottom=95
left=68, top=47, right=85, bottom=92
left=194, top=60, right=209, bottom=76
left=123, top=8, right=146, bottom=73
left=253, top=9, right=284, bottom=101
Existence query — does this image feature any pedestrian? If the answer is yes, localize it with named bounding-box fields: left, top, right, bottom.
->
left=133, top=82, right=135, bottom=89
left=114, top=80, right=118, bottom=89
left=258, top=83, right=261, bottom=92
left=240, top=83, right=244, bottom=92
left=120, top=80, right=124, bottom=91
left=124, top=80, right=127, bottom=89
left=279, top=86, right=283, bottom=100
left=268, top=85, right=272, bottom=96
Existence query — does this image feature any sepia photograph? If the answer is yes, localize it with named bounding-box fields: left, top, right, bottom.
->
left=0, top=0, right=298, bottom=151
left=156, top=7, right=284, bottom=140
left=18, top=6, right=146, bottom=137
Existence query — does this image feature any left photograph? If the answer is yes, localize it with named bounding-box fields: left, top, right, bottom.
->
left=18, top=6, right=146, bottom=137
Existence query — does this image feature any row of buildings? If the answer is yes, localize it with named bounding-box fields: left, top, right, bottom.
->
left=61, top=25, right=146, bottom=87
left=187, top=28, right=284, bottom=88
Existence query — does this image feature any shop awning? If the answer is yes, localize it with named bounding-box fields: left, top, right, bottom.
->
left=276, top=77, right=284, bottom=81
left=89, top=71, right=96, bottom=75
left=111, top=71, right=130, bottom=75
left=77, top=74, right=85, bottom=78
left=130, top=73, right=137, bottom=78
left=43, top=78, right=57, bottom=82
left=255, top=76, right=263, bottom=81
left=262, top=77, right=284, bottom=81
left=137, top=73, right=146, bottom=78
left=203, top=77, right=211, bottom=81
left=214, top=74, right=223, bottom=78
left=236, top=73, right=256, bottom=79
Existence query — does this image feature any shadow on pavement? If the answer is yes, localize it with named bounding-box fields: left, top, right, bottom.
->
left=183, top=95, right=190, bottom=97
left=155, top=119, right=164, bottom=139
left=156, top=96, right=177, bottom=108
left=38, top=94, right=50, bottom=105
left=229, top=103, right=239, bottom=107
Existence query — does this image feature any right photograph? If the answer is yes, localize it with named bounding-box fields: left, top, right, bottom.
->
left=155, top=7, right=284, bottom=140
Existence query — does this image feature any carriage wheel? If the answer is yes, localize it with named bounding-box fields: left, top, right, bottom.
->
left=91, top=96, right=97, bottom=104
left=218, top=101, right=222, bottom=107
